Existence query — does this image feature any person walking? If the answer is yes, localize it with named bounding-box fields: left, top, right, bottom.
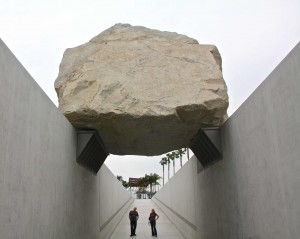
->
left=129, top=207, right=139, bottom=237
left=148, top=208, right=159, bottom=237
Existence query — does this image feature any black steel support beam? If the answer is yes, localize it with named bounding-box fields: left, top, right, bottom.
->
left=77, top=130, right=109, bottom=174
left=189, top=127, right=222, bottom=169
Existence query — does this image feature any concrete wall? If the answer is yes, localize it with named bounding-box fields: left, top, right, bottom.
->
left=98, top=165, right=133, bottom=238
left=0, top=39, right=132, bottom=239
left=154, top=42, right=300, bottom=239
left=152, top=157, right=198, bottom=238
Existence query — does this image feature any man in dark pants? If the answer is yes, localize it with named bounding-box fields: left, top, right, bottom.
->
left=129, top=207, right=139, bottom=237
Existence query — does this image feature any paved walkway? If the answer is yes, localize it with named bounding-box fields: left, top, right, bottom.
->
left=110, top=199, right=184, bottom=239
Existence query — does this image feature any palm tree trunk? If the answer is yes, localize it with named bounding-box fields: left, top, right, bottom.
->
left=187, top=148, right=189, bottom=160
left=180, top=155, right=182, bottom=167
left=162, top=165, right=165, bottom=185
left=173, top=159, right=175, bottom=175
left=168, top=161, right=170, bottom=180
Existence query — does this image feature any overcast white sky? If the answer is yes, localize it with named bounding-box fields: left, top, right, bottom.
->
left=1, top=0, right=299, bottom=184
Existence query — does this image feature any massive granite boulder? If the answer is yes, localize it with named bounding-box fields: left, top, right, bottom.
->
left=55, top=23, right=229, bottom=156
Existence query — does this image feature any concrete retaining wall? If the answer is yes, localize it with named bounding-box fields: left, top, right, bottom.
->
left=99, top=166, right=133, bottom=238
left=152, top=157, right=198, bottom=238
left=154, top=42, right=300, bottom=239
left=0, top=39, right=132, bottom=239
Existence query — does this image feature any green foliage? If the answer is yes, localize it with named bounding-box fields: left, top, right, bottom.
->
left=116, top=175, right=129, bottom=188
left=160, top=157, right=168, bottom=165
left=165, top=148, right=187, bottom=161
left=159, top=148, right=188, bottom=182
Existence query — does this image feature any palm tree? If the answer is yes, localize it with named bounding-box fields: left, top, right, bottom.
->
left=137, top=177, right=148, bottom=199
left=171, top=152, right=176, bottom=175
left=167, top=151, right=178, bottom=176
left=145, top=173, right=161, bottom=197
left=159, top=157, right=168, bottom=185
left=116, top=175, right=123, bottom=182
left=144, top=174, right=151, bottom=197
left=151, top=173, right=161, bottom=195
left=116, top=175, right=129, bottom=188
left=153, top=180, right=160, bottom=193
left=186, top=147, right=190, bottom=160
left=166, top=155, right=171, bottom=180
left=122, top=180, right=129, bottom=188
left=173, top=151, right=179, bottom=174
left=177, top=148, right=187, bottom=167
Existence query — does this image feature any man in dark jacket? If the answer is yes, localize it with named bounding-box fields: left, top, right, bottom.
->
left=129, top=207, right=139, bottom=236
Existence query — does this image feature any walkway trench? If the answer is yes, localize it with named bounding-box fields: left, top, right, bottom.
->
left=110, top=199, right=184, bottom=239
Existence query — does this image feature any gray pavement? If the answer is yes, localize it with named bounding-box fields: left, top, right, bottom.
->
left=110, top=199, right=184, bottom=239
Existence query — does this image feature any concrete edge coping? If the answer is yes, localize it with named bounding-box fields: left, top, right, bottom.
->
left=152, top=197, right=197, bottom=231
left=100, top=197, right=134, bottom=232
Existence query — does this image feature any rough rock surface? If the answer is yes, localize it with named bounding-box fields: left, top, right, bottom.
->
left=55, top=23, right=229, bottom=156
